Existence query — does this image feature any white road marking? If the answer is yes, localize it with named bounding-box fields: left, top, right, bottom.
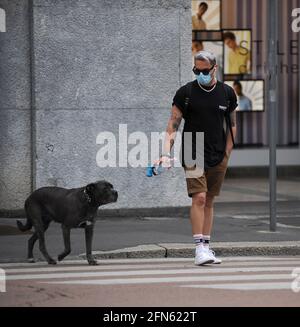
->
left=4, top=257, right=299, bottom=291
left=0, top=258, right=193, bottom=268
left=41, top=274, right=293, bottom=286
left=181, top=282, right=294, bottom=290
left=232, top=214, right=300, bottom=229
left=261, top=221, right=300, bottom=229
left=1, top=256, right=299, bottom=268
left=3, top=263, right=192, bottom=274
left=5, top=266, right=300, bottom=281
left=232, top=214, right=300, bottom=220
left=4, top=260, right=300, bottom=274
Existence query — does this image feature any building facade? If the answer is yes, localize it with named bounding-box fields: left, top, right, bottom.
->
left=0, top=0, right=299, bottom=211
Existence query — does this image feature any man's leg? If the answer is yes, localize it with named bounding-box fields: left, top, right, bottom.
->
left=202, top=193, right=222, bottom=264
left=202, top=154, right=229, bottom=264
left=191, top=192, right=214, bottom=265
left=185, top=169, right=213, bottom=265
left=190, top=192, right=206, bottom=235
left=203, top=195, right=215, bottom=236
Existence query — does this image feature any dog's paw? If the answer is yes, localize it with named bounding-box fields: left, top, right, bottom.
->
left=88, top=260, right=98, bottom=266
left=28, top=257, right=36, bottom=263
left=48, top=259, right=57, bottom=265
left=57, top=254, right=64, bottom=262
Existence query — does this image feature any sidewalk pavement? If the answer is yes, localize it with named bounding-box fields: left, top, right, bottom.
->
left=78, top=242, right=300, bottom=261
left=0, top=177, right=300, bottom=263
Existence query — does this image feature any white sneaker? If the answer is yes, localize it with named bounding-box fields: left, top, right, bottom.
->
left=194, top=247, right=214, bottom=266
left=204, top=247, right=222, bottom=264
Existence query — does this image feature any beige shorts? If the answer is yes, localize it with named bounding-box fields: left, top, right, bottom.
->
left=184, top=153, right=229, bottom=197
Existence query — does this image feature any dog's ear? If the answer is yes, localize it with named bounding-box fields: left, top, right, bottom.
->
left=86, top=183, right=96, bottom=194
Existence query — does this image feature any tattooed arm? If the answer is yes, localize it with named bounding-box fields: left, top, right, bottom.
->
left=226, top=110, right=237, bottom=156
left=162, top=105, right=183, bottom=156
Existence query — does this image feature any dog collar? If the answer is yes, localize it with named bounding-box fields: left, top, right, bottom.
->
left=83, top=188, right=92, bottom=203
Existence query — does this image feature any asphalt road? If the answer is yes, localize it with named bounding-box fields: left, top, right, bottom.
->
left=0, top=201, right=300, bottom=263
left=1, top=256, right=300, bottom=307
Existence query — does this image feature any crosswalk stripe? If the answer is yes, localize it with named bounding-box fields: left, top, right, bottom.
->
left=4, top=257, right=299, bottom=291
left=6, top=266, right=299, bottom=281
left=1, top=256, right=299, bottom=268
left=4, top=260, right=300, bottom=275
left=3, top=263, right=192, bottom=274
left=41, top=274, right=293, bottom=285
left=181, top=282, right=294, bottom=290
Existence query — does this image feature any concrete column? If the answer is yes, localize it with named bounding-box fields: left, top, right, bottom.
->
left=0, top=0, right=32, bottom=211
left=32, top=0, right=192, bottom=209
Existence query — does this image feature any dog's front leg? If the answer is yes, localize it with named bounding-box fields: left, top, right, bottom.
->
left=85, top=224, right=98, bottom=265
left=58, top=225, right=71, bottom=262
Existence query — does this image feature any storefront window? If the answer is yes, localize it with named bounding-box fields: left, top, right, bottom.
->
left=192, top=0, right=300, bottom=148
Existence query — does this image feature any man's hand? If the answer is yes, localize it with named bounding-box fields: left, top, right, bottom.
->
left=154, top=155, right=173, bottom=168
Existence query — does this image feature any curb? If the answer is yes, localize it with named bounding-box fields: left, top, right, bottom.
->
left=1, top=242, right=299, bottom=264
left=79, top=241, right=300, bottom=260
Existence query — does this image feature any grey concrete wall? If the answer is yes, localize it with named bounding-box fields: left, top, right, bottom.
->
left=33, top=0, right=192, bottom=209
left=0, top=0, right=32, bottom=210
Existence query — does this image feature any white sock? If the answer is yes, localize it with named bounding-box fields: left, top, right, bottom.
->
left=193, top=234, right=203, bottom=249
left=203, top=235, right=210, bottom=248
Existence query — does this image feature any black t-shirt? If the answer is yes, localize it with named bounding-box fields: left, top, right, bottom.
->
left=172, top=80, right=238, bottom=168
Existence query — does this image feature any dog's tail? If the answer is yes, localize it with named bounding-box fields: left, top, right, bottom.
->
left=17, top=219, right=32, bottom=232
left=17, top=198, right=34, bottom=232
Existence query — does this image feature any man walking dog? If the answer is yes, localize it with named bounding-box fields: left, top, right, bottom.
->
left=159, top=51, right=238, bottom=265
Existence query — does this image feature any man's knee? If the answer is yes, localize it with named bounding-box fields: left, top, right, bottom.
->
left=205, top=195, right=215, bottom=208
left=192, top=193, right=206, bottom=208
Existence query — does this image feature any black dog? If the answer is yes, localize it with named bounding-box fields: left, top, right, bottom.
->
left=17, top=180, right=118, bottom=265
